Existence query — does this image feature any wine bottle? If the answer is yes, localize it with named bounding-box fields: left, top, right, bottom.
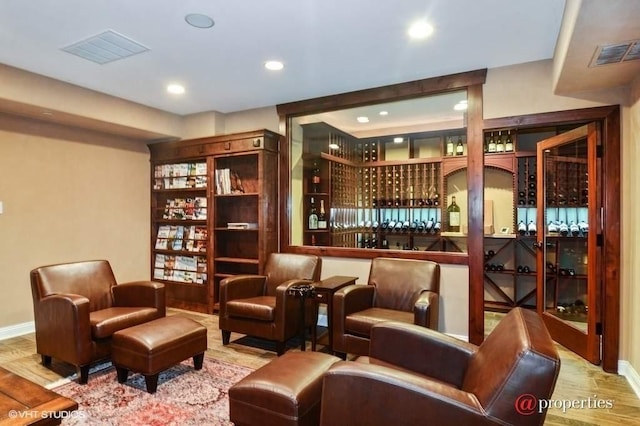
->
left=518, top=221, right=527, bottom=236
left=505, top=130, right=514, bottom=152
left=308, top=197, right=318, bottom=230
left=488, top=133, right=497, bottom=153
left=311, top=161, right=321, bottom=193
left=317, top=199, right=327, bottom=229
left=456, top=137, right=464, bottom=156
left=496, top=131, right=504, bottom=153
left=447, top=196, right=461, bottom=232
left=446, top=137, right=454, bottom=156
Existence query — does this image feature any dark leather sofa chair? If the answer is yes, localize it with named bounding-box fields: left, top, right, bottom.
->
left=219, top=253, right=322, bottom=355
left=333, top=257, right=440, bottom=357
left=30, top=260, right=165, bottom=383
left=321, top=308, right=561, bottom=426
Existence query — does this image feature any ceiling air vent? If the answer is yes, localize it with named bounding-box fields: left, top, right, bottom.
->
left=591, top=40, right=640, bottom=67
left=61, top=30, right=149, bottom=64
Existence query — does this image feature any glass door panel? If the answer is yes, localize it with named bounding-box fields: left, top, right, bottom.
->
left=536, top=123, right=600, bottom=364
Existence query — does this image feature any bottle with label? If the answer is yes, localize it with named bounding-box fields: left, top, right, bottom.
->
left=317, top=199, right=327, bottom=229
left=496, top=131, right=505, bottom=153
left=456, top=137, right=464, bottom=156
left=311, top=161, right=321, bottom=193
left=505, top=130, right=514, bottom=152
left=488, top=133, right=497, bottom=153
left=447, top=195, right=461, bottom=232
left=308, top=197, right=318, bottom=230
left=446, top=137, right=454, bottom=156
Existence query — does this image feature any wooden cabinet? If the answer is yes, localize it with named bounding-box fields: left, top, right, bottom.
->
left=149, top=130, right=280, bottom=313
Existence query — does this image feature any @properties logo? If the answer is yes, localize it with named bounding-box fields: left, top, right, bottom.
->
left=514, top=393, right=538, bottom=415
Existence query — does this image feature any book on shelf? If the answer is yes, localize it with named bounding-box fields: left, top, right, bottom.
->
left=153, top=162, right=207, bottom=189
left=227, top=222, right=251, bottom=229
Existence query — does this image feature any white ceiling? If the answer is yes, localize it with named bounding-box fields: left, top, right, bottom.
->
left=0, top=0, right=565, bottom=116
left=0, top=0, right=637, bottom=118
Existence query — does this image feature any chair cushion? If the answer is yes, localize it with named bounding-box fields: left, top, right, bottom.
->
left=345, top=308, right=413, bottom=338
left=90, top=307, right=159, bottom=339
left=226, top=296, right=276, bottom=321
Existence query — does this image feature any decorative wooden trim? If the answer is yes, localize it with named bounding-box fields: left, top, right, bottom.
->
left=277, top=69, right=488, bottom=116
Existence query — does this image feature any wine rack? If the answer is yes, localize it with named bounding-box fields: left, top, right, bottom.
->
left=301, top=122, right=465, bottom=252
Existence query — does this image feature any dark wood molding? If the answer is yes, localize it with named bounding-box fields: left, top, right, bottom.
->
left=277, top=69, right=488, bottom=116
left=466, top=84, right=485, bottom=345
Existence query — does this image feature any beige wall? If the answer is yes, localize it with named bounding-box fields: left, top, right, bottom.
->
left=624, top=74, right=640, bottom=373
left=0, top=113, right=150, bottom=328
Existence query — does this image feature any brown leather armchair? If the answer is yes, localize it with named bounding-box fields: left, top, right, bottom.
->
left=321, top=308, right=561, bottom=426
left=30, top=260, right=165, bottom=383
left=333, top=257, right=440, bottom=357
left=219, top=253, right=321, bottom=355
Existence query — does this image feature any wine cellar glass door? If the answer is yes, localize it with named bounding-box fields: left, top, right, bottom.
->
left=535, top=123, right=600, bottom=364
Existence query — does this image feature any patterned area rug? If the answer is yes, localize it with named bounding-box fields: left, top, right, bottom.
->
left=51, top=358, right=252, bottom=425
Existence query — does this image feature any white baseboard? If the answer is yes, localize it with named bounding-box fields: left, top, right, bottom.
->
left=0, top=321, right=34, bottom=341
left=619, top=360, right=640, bottom=400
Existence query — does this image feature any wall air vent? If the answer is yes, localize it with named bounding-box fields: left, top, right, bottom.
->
left=61, top=30, right=149, bottom=64
left=590, top=40, right=640, bottom=67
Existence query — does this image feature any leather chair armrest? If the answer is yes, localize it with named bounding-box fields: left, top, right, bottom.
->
left=113, top=281, right=166, bottom=316
left=334, top=284, right=375, bottom=317
left=321, top=362, right=490, bottom=426
left=368, top=322, right=478, bottom=388
left=414, top=290, right=439, bottom=329
left=35, top=294, right=93, bottom=365
left=274, top=279, right=315, bottom=325
left=219, top=275, right=267, bottom=317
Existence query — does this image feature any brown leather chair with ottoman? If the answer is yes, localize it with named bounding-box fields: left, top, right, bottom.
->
left=320, top=308, right=561, bottom=426
left=229, top=351, right=341, bottom=426
left=30, top=260, right=166, bottom=383
left=333, top=257, right=440, bottom=358
left=219, top=253, right=322, bottom=355
left=111, top=315, right=207, bottom=393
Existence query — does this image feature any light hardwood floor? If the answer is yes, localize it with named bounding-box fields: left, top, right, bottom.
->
left=1, top=309, right=638, bottom=425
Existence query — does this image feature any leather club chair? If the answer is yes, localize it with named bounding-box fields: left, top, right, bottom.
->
left=219, top=253, right=322, bottom=355
left=30, top=260, right=166, bottom=383
left=320, top=308, right=561, bottom=426
left=333, top=257, right=440, bottom=357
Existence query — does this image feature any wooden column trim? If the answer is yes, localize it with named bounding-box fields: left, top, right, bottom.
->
left=467, top=84, right=484, bottom=345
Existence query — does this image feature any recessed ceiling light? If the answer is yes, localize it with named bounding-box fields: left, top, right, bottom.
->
left=167, top=84, right=185, bottom=94
left=379, top=111, right=389, bottom=116
left=185, top=14, right=215, bottom=29
left=408, top=21, right=434, bottom=39
left=393, top=137, right=404, bottom=143
left=357, top=116, right=369, bottom=123
left=264, top=60, right=284, bottom=71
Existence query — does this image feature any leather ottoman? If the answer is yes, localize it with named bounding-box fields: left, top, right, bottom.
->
left=229, top=351, right=341, bottom=426
left=111, top=315, right=207, bottom=393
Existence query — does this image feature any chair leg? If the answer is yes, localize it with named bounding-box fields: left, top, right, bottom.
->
left=41, top=355, right=52, bottom=366
left=193, top=352, right=204, bottom=370
left=78, top=365, right=90, bottom=384
left=334, top=351, right=347, bottom=360
left=276, top=341, right=286, bottom=356
left=221, top=330, right=231, bottom=345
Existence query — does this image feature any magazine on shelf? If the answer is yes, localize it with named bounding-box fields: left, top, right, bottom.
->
left=153, top=268, right=165, bottom=280
left=154, top=254, right=165, bottom=268
left=175, top=256, right=197, bottom=271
